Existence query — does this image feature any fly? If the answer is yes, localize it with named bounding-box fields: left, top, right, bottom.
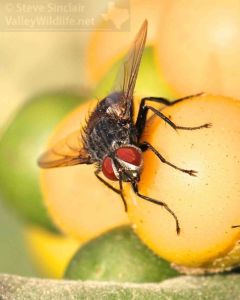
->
left=38, top=20, right=211, bottom=234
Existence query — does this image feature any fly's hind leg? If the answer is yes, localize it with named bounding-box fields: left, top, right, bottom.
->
left=139, top=93, right=204, bottom=108
left=136, top=94, right=211, bottom=137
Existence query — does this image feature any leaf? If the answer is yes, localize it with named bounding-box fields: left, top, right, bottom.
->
left=1, top=273, right=240, bottom=300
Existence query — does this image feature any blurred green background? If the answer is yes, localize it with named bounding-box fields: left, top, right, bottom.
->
left=0, top=1, right=110, bottom=277
left=0, top=199, right=36, bottom=275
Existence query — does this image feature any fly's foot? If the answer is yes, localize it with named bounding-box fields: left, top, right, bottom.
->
left=187, top=169, right=198, bottom=177
left=204, top=123, right=212, bottom=128
left=182, top=169, right=198, bottom=177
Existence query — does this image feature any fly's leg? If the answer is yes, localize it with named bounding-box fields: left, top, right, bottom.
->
left=95, top=169, right=121, bottom=194
left=139, top=96, right=172, bottom=107
left=119, top=178, right=128, bottom=212
left=136, top=98, right=169, bottom=136
left=132, top=182, right=180, bottom=234
left=95, top=169, right=128, bottom=212
left=140, top=142, right=197, bottom=176
left=137, top=93, right=204, bottom=135
left=136, top=104, right=211, bottom=138
left=139, top=93, right=204, bottom=108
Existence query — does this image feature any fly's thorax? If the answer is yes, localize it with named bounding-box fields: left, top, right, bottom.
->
left=102, top=145, right=143, bottom=182
left=86, top=110, right=137, bottom=162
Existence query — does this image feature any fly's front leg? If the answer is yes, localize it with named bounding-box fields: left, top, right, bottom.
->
left=140, top=142, right=197, bottom=176
left=95, top=169, right=120, bottom=194
left=131, top=182, right=180, bottom=234
left=119, top=178, right=128, bottom=212
left=95, top=169, right=128, bottom=212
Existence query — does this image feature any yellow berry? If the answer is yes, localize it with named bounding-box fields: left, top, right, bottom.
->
left=125, top=94, right=240, bottom=272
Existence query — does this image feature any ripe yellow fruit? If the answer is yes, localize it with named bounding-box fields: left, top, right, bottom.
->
left=125, top=95, right=240, bottom=272
left=155, top=0, right=240, bottom=99
left=40, top=100, right=129, bottom=242
left=24, top=226, right=80, bottom=278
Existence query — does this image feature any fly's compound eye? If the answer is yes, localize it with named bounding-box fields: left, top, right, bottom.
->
left=116, top=146, right=142, bottom=167
left=102, top=156, right=118, bottom=181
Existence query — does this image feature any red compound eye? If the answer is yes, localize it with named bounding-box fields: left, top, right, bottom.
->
left=116, top=147, right=142, bottom=166
left=102, top=156, right=118, bottom=181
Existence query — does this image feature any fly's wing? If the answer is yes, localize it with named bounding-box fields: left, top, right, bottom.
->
left=122, top=19, right=148, bottom=100
left=110, top=20, right=148, bottom=120
left=38, top=130, right=91, bottom=168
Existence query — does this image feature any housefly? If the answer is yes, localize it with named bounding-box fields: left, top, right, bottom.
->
left=38, top=20, right=211, bottom=234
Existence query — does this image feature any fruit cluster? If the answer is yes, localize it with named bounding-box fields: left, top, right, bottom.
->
left=1, top=0, right=240, bottom=281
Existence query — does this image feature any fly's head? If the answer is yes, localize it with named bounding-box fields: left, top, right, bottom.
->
left=102, top=145, right=143, bottom=183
